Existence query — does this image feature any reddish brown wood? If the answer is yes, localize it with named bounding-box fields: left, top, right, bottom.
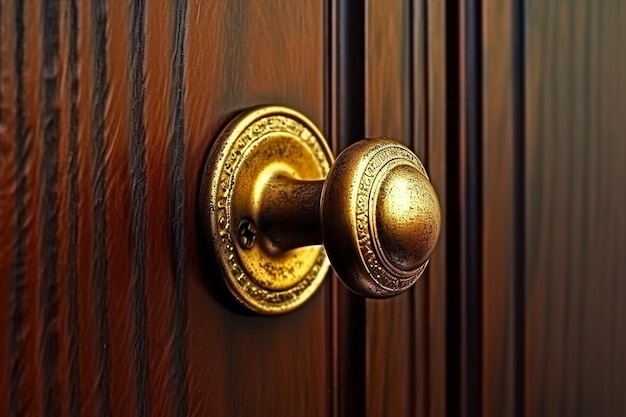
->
left=1, top=1, right=330, bottom=416
left=105, top=2, right=136, bottom=414
left=73, top=2, right=99, bottom=415
left=182, top=2, right=328, bottom=416
left=0, top=0, right=17, bottom=409
left=54, top=1, right=72, bottom=415
left=143, top=3, right=178, bottom=417
left=11, top=1, right=46, bottom=415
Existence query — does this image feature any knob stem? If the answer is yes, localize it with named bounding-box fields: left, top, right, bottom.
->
left=259, top=176, right=324, bottom=252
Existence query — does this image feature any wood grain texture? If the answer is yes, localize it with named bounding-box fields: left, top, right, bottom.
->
left=0, top=0, right=16, bottom=411
left=452, top=0, right=485, bottom=413
left=481, top=0, right=519, bottom=416
left=442, top=0, right=626, bottom=414
left=327, top=1, right=367, bottom=416
left=9, top=0, right=626, bottom=416
left=525, top=0, right=626, bottom=415
left=419, top=0, right=448, bottom=415
left=183, top=1, right=328, bottom=415
left=364, top=1, right=425, bottom=417
left=450, top=0, right=525, bottom=415
left=0, top=1, right=329, bottom=416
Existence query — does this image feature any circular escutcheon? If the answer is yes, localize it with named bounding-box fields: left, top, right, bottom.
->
left=199, top=106, right=333, bottom=314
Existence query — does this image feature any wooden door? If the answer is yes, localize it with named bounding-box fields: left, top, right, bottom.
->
left=0, top=0, right=434, bottom=416
left=1, top=0, right=625, bottom=416
left=447, top=0, right=626, bottom=415
left=0, top=1, right=329, bottom=416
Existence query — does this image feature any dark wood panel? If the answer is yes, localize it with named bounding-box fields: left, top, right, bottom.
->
left=525, top=0, right=626, bottom=415
left=449, top=0, right=525, bottom=415
left=451, top=0, right=484, bottom=414
left=0, top=1, right=330, bottom=416
left=55, top=0, right=77, bottom=415
left=326, top=1, right=367, bottom=416
left=481, top=0, right=518, bottom=416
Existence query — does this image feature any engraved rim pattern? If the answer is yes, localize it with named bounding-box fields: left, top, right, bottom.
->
left=354, top=143, right=429, bottom=293
left=203, top=107, right=332, bottom=314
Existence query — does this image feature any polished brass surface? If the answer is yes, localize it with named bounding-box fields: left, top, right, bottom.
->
left=322, top=139, right=441, bottom=297
left=200, top=106, right=441, bottom=313
left=199, top=106, right=333, bottom=314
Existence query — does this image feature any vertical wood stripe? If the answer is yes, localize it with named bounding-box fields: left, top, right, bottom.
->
left=129, top=0, right=149, bottom=416
left=104, top=0, right=135, bottom=412
left=0, top=0, right=10, bottom=413
left=168, top=0, right=189, bottom=415
left=511, top=0, right=526, bottom=414
left=65, top=0, right=81, bottom=415
left=421, top=0, right=448, bottom=415
left=142, top=0, right=175, bottom=415
left=90, top=0, right=112, bottom=415
left=9, top=0, right=27, bottom=414
left=410, top=0, right=425, bottom=414
left=482, top=0, right=517, bottom=415
left=327, top=0, right=366, bottom=416
left=463, top=0, right=483, bottom=413
left=74, top=1, right=98, bottom=414
left=444, top=0, right=461, bottom=410
left=441, top=0, right=486, bottom=414
left=40, top=0, right=61, bottom=416
left=364, top=1, right=415, bottom=416
left=444, top=0, right=485, bottom=414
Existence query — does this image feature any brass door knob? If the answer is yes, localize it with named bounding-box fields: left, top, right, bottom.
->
left=200, top=106, right=441, bottom=314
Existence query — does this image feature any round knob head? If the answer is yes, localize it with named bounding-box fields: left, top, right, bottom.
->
left=321, top=139, right=441, bottom=298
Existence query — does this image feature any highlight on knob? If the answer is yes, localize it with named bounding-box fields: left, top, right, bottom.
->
left=200, top=106, right=441, bottom=314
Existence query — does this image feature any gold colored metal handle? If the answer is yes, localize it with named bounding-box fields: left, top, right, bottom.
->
left=199, top=106, right=441, bottom=313
left=260, top=140, right=440, bottom=298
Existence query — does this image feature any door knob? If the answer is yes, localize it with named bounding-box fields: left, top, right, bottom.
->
left=199, top=106, right=441, bottom=314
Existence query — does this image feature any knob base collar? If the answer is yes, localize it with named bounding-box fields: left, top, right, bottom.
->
left=199, top=106, right=333, bottom=314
